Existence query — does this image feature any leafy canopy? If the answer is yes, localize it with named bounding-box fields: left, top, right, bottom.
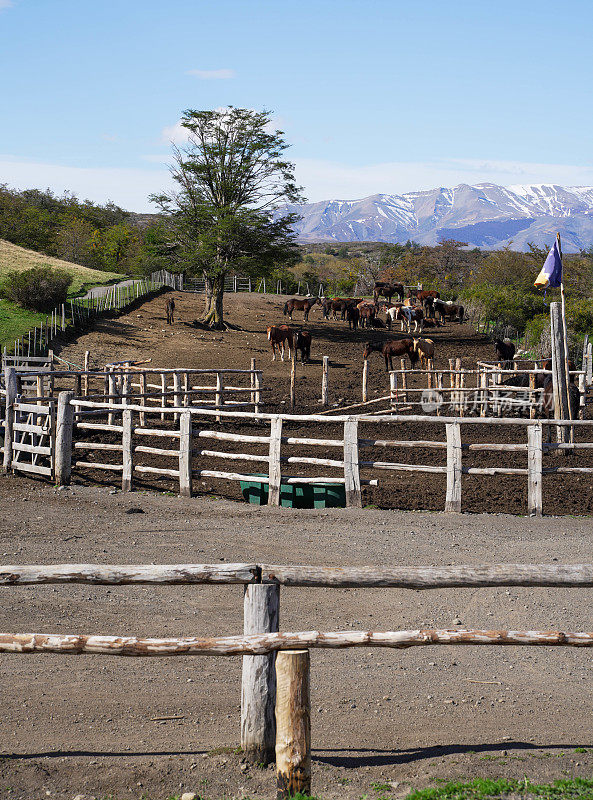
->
left=151, top=107, right=304, bottom=280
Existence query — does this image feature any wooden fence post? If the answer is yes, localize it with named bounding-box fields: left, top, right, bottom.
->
left=121, top=408, right=133, bottom=492
left=290, top=351, right=296, bottom=410
left=2, top=367, right=19, bottom=472
left=529, top=373, right=537, bottom=419
left=55, top=391, right=74, bottom=486
left=400, top=359, right=408, bottom=404
left=178, top=411, right=192, bottom=497
left=241, top=583, right=280, bottom=764
left=173, top=372, right=182, bottom=421
left=139, top=372, right=147, bottom=426
left=389, top=372, right=397, bottom=406
left=362, top=359, right=368, bottom=402
left=321, top=356, right=329, bottom=407
left=445, top=421, right=462, bottom=512
left=250, top=358, right=256, bottom=407
left=527, top=422, right=543, bottom=517
left=343, top=416, right=362, bottom=507
left=587, top=343, right=592, bottom=386
left=268, top=416, right=282, bottom=506
left=275, top=650, right=311, bottom=800
left=255, top=371, right=262, bottom=415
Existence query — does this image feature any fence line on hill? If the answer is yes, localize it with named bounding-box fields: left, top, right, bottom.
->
left=0, top=560, right=592, bottom=796
left=2, top=269, right=182, bottom=359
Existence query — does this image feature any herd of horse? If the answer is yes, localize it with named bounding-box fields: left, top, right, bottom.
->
left=283, top=284, right=464, bottom=334
left=163, top=286, right=582, bottom=423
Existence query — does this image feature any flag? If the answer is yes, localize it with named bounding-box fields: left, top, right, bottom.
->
left=534, top=238, right=563, bottom=289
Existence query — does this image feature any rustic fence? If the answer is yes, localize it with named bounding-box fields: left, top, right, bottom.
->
left=2, top=269, right=179, bottom=359
left=1, top=561, right=593, bottom=796
left=7, top=383, right=593, bottom=514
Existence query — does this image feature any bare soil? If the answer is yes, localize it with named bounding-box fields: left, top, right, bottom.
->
left=51, top=291, right=593, bottom=517
left=1, top=477, right=593, bottom=799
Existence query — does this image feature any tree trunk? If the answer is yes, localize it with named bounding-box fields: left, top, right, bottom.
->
left=202, top=272, right=226, bottom=328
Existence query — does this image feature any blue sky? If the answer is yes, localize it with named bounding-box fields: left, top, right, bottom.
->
left=1, top=0, right=592, bottom=211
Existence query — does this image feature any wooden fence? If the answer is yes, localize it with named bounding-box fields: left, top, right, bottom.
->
left=354, top=358, right=591, bottom=419
left=6, top=389, right=593, bottom=514
left=1, top=561, right=593, bottom=797
left=2, top=268, right=177, bottom=358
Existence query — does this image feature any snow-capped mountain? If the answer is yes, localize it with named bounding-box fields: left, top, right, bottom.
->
left=280, top=183, right=593, bottom=252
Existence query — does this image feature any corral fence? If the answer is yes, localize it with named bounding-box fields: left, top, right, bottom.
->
left=371, top=359, right=591, bottom=419
left=2, top=561, right=593, bottom=797
left=7, top=371, right=593, bottom=513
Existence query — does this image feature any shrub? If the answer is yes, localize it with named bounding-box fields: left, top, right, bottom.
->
left=1, top=266, right=72, bottom=311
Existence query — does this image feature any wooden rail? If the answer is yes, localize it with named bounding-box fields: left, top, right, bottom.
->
left=1, top=560, right=593, bottom=796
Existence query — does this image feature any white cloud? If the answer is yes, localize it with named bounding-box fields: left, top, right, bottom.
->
left=294, top=157, right=593, bottom=202
left=3, top=153, right=593, bottom=215
left=0, top=0, right=14, bottom=10
left=0, top=157, right=172, bottom=212
left=187, top=68, right=235, bottom=80
left=161, top=120, right=190, bottom=145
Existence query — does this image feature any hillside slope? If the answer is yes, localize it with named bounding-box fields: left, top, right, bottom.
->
left=0, top=240, right=123, bottom=349
left=0, top=239, right=121, bottom=292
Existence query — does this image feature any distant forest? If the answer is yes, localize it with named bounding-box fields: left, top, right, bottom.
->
left=0, top=184, right=171, bottom=275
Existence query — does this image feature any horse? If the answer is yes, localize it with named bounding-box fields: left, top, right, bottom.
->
left=384, top=303, right=404, bottom=330
left=542, top=358, right=576, bottom=375
left=363, top=338, right=418, bottom=371
left=346, top=305, right=360, bottom=330
left=320, top=297, right=356, bottom=320
left=373, top=282, right=404, bottom=303
left=494, top=338, right=516, bottom=369
left=165, top=298, right=175, bottom=325
left=283, top=296, right=318, bottom=322
left=295, top=330, right=312, bottom=363
left=413, top=338, right=434, bottom=369
left=267, top=324, right=294, bottom=361
left=401, top=306, right=424, bottom=333
left=434, top=299, right=464, bottom=324
left=358, top=303, right=377, bottom=328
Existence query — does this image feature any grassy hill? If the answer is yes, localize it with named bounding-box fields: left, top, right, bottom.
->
left=0, top=239, right=123, bottom=350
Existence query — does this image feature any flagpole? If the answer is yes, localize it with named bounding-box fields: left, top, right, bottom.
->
left=557, top=232, right=573, bottom=441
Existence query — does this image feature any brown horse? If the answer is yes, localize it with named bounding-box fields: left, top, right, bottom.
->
left=295, top=330, right=312, bottom=363
left=434, top=299, right=464, bottom=324
left=283, top=297, right=319, bottom=322
left=165, top=298, right=175, bottom=324
left=363, top=338, right=418, bottom=371
left=373, top=282, right=404, bottom=303
left=321, top=297, right=363, bottom=320
left=267, top=325, right=294, bottom=361
left=357, top=302, right=377, bottom=328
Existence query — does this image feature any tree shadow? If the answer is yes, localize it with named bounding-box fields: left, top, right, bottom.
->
left=312, top=741, right=588, bottom=768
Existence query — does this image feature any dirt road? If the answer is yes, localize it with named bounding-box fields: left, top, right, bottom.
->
left=1, top=473, right=593, bottom=798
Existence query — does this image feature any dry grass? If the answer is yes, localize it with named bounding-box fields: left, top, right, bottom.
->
left=0, top=239, right=121, bottom=293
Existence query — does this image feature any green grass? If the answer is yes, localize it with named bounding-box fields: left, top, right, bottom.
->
left=405, top=776, right=593, bottom=799
left=0, top=238, right=124, bottom=349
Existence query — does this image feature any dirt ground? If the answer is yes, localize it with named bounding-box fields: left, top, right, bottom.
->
left=1, top=476, right=593, bottom=799
left=49, top=291, right=593, bottom=517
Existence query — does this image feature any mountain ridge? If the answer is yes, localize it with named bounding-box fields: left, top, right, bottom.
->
left=280, top=183, right=593, bottom=252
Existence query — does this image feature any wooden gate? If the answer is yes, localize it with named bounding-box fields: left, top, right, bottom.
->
left=10, top=400, right=55, bottom=478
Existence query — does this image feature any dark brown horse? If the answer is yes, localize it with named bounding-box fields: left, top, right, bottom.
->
left=373, top=282, right=404, bottom=303
left=283, top=297, right=319, bottom=321
left=267, top=324, right=294, bottom=361
left=494, top=338, right=516, bottom=369
left=346, top=305, right=360, bottom=330
left=434, top=299, right=464, bottom=324
left=295, top=330, right=312, bottom=363
left=321, top=297, right=363, bottom=320
left=165, top=298, right=175, bottom=324
left=363, top=338, right=418, bottom=371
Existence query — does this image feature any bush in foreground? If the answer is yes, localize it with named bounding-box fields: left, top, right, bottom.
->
left=1, top=266, right=72, bottom=311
